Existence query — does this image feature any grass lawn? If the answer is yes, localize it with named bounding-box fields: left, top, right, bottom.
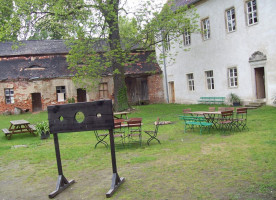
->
left=0, top=104, right=275, bottom=200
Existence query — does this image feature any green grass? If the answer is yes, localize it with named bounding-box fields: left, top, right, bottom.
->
left=0, top=104, right=275, bottom=200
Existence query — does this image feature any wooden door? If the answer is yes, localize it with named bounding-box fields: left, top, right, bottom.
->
left=77, top=89, right=87, bottom=102
left=32, top=93, right=42, bottom=112
left=255, top=67, right=265, bottom=99
left=169, top=81, right=175, bottom=103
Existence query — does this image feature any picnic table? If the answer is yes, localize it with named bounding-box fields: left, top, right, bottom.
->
left=114, top=111, right=130, bottom=119
left=2, top=120, right=36, bottom=139
left=186, top=111, right=222, bottom=129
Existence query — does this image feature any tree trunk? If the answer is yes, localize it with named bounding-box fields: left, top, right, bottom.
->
left=106, top=0, right=129, bottom=111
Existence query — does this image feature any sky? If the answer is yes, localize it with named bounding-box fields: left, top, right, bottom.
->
left=123, top=0, right=167, bottom=17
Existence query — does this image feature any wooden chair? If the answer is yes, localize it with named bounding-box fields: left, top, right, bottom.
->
left=225, top=107, right=235, bottom=111
left=113, top=121, right=125, bottom=145
left=94, top=130, right=109, bottom=148
left=218, top=107, right=226, bottom=112
left=127, top=118, right=142, bottom=146
left=208, top=107, right=216, bottom=112
left=218, top=110, right=234, bottom=133
left=234, top=108, right=248, bottom=131
left=183, top=108, right=191, bottom=115
left=144, top=118, right=161, bottom=145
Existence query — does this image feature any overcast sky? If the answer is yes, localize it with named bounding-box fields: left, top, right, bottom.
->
left=123, top=0, right=167, bottom=17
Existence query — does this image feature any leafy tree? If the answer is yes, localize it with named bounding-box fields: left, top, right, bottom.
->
left=0, top=0, right=199, bottom=111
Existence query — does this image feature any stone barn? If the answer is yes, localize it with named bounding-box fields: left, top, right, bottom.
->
left=0, top=40, right=164, bottom=114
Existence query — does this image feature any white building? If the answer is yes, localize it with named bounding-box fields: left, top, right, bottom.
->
left=157, top=0, right=276, bottom=106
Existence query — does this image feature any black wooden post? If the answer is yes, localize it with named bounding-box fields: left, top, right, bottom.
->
left=49, top=133, right=75, bottom=199
left=47, top=100, right=124, bottom=198
left=106, top=129, right=125, bottom=198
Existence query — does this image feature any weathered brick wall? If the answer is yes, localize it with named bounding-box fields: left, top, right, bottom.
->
left=0, top=74, right=164, bottom=114
left=147, top=74, right=165, bottom=103
left=0, top=77, right=115, bottom=114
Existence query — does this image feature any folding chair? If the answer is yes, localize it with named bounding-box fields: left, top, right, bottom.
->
left=94, top=130, right=109, bottom=149
left=183, top=108, right=191, bottom=115
left=218, top=110, right=234, bottom=133
left=234, top=108, right=248, bottom=131
left=113, top=121, right=125, bottom=146
left=144, top=118, right=161, bottom=145
left=208, top=107, right=216, bottom=112
left=127, top=118, right=142, bottom=146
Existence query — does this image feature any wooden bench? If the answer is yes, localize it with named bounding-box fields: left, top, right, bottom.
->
left=28, top=124, right=36, bottom=131
left=28, top=124, right=37, bottom=135
left=179, top=115, right=213, bottom=134
left=198, top=97, right=225, bottom=104
left=2, top=128, right=12, bottom=139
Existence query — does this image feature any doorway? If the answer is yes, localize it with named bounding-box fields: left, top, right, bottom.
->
left=32, top=93, right=42, bottom=112
left=254, top=67, right=266, bottom=99
left=169, top=81, right=175, bottom=103
left=77, top=89, right=87, bottom=102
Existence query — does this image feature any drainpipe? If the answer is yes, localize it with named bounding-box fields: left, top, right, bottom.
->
left=161, top=32, right=169, bottom=103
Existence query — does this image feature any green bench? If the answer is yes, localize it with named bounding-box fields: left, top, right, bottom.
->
left=179, top=115, right=213, bottom=134
left=198, top=97, right=225, bottom=104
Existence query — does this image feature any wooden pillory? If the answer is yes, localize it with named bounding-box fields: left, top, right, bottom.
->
left=47, top=100, right=125, bottom=198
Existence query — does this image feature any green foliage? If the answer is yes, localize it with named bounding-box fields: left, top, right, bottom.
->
left=228, top=93, right=241, bottom=103
left=67, top=97, right=75, bottom=103
left=117, top=85, right=129, bottom=111
left=35, top=121, right=49, bottom=135
left=1, top=0, right=199, bottom=111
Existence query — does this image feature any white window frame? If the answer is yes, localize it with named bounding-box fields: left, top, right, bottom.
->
left=228, top=67, right=238, bottom=88
left=187, top=73, right=194, bottom=91
left=226, top=8, right=236, bottom=32
left=99, top=82, right=108, bottom=99
left=164, top=33, right=170, bottom=51
left=56, top=86, right=66, bottom=102
left=202, top=18, right=210, bottom=40
left=246, top=0, right=258, bottom=26
left=183, top=28, right=191, bottom=46
left=5, top=88, right=14, bottom=104
left=205, top=70, right=214, bottom=90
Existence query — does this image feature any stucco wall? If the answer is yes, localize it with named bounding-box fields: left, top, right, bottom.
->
left=156, top=0, right=276, bottom=105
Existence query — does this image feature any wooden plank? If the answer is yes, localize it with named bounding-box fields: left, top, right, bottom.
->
left=10, top=120, right=30, bottom=126
left=2, top=128, right=11, bottom=134
left=47, top=100, right=114, bottom=134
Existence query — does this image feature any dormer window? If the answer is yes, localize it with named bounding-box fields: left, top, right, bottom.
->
left=24, top=65, right=45, bottom=71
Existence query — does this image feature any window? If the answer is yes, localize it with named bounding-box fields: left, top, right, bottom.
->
left=202, top=18, right=210, bottom=40
left=183, top=28, right=191, bottom=46
left=206, top=70, right=214, bottom=90
left=5, top=88, right=14, bottom=104
left=226, top=8, right=236, bottom=32
left=56, top=86, right=66, bottom=102
left=99, top=82, right=108, bottom=99
left=246, top=0, right=258, bottom=25
left=228, top=67, right=238, bottom=87
left=187, top=73, right=194, bottom=91
left=164, top=33, right=170, bottom=51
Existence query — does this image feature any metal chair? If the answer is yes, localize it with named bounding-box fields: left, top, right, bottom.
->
left=127, top=118, right=142, bottom=146
left=113, top=121, right=125, bottom=145
left=225, top=107, right=235, bottom=111
left=144, top=118, right=161, bottom=145
left=94, top=130, right=109, bottom=148
left=183, top=108, right=191, bottom=114
left=218, top=110, right=234, bottom=133
left=234, top=108, right=248, bottom=131
left=208, top=107, right=216, bottom=112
